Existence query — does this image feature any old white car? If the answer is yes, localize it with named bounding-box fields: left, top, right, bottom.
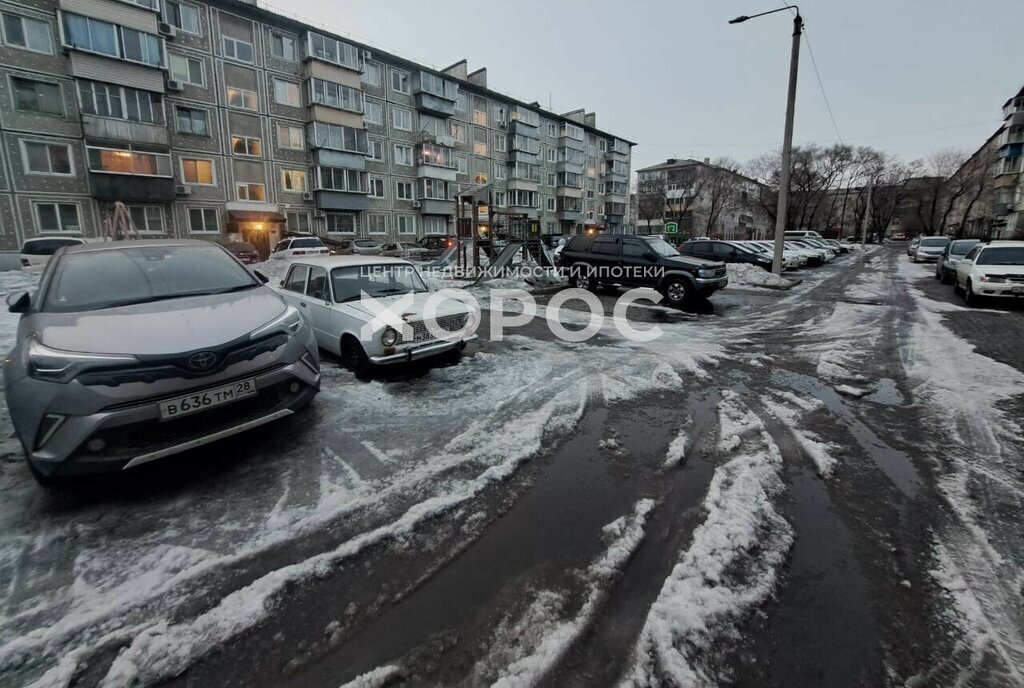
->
left=277, top=256, right=477, bottom=376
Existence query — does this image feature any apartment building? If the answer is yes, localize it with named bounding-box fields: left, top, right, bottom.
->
left=0, top=0, right=633, bottom=256
left=992, top=85, right=1023, bottom=238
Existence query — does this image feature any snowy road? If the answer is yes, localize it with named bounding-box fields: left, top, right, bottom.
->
left=1, top=246, right=1023, bottom=687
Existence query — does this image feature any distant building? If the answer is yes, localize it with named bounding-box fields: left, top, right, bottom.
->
left=992, top=85, right=1023, bottom=238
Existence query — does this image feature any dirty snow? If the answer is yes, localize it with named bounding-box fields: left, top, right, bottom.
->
left=762, top=396, right=838, bottom=478
left=834, top=384, right=868, bottom=398
left=664, top=426, right=690, bottom=468
left=724, top=263, right=794, bottom=289
left=337, top=664, right=402, bottom=688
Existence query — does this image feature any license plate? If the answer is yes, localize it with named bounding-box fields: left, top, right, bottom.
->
left=158, top=379, right=257, bottom=420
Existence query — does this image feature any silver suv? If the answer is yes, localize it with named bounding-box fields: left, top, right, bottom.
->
left=3, top=240, right=321, bottom=485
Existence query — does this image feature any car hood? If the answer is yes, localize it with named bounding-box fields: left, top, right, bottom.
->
left=973, top=264, right=1024, bottom=275
left=33, top=288, right=287, bottom=355
left=665, top=255, right=723, bottom=269
left=919, top=246, right=946, bottom=253
left=344, top=291, right=474, bottom=321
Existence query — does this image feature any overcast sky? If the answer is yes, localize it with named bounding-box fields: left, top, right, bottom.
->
left=273, top=0, right=1024, bottom=174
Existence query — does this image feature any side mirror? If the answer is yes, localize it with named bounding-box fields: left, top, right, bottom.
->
left=254, top=270, right=270, bottom=284
left=7, top=291, right=30, bottom=314
left=645, top=252, right=658, bottom=262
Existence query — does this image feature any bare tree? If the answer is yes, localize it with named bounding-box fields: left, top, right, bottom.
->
left=702, top=158, right=744, bottom=236
left=636, top=176, right=667, bottom=233
left=915, top=148, right=968, bottom=234
left=664, top=165, right=706, bottom=232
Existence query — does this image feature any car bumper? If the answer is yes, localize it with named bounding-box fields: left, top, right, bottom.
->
left=370, top=335, right=477, bottom=365
left=916, top=253, right=942, bottom=262
left=695, top=276, right=728, bottom=293
left=974, top=282, right=1024, bottom=297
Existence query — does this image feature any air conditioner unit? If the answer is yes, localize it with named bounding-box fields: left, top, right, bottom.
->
left=302, top=192, right=314, bottom=201
left=175, top=184, right=192, bottom=196
left=158, top=22, right=176, bottom=39
left=166, top=79, right=183, bottom=92
left=313, top=210, right=326, bottom=218
left=412, top=200, right=422, bottom=209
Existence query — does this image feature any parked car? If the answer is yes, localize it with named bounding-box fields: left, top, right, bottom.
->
left=335, top=239, right=382, bottom=256
left=3, top=240, right=320, bottom=485
left=380, top=242, right=428, bottom=260
left=798, top=239, right=839, bottom=258
left=557, top=235, right=728, bottom=306
left=678, top=240, right=774, bottom=270
left=270, top=236, right=330, bottom=261
left=781, top=241, right=827, bottom=266
left=821, top=239, right=850, bottom=254
left=907, top=237, right=921, bottom=257
left=417, top=235, right=459, bottom=259
left=787, top=239, right=834, bottom=262
left=935, top=239, right=981, bottom=284
left=954, top=241, right=1024, bottom=306
left=277, top=256, right=477, bottom=377
left=912, top=236, right=950, bottom=263
left=219, top=241, right=260, bottom=264
left=891, top=232, right=908, bottom=241
left=20, top=237, right=88, bottom=271
left=784, top=230, right=822, bottom=240
left=741, top=241, right=804, bottom=269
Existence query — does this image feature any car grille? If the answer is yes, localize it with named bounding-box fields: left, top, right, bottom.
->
left=706, top=266, right=727, bottom=278
left=1004, top=274, right=1024, bottom=283
left=400, top=314, right=469, bottom=344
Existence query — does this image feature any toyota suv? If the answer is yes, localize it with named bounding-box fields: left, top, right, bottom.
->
left=556, top=235, right=727, bottom=306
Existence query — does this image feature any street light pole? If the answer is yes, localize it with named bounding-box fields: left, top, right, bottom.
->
left=730, top=6, right=802, bottom=276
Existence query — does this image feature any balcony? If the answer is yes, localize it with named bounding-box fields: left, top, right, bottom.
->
left=416, top=143, right=457, bottom=182
left=510, top=119, right=540, bottom=138
left=415, top=92, right=456, bottom=118
left=87, top=147, right=175, bottom=201
left=417, top=199, right=454, bottom=215
left=316, top=190, right=368, bottom=211
left=90, top=174, right=175, bottom=202
left=1005, top=111, right=1024, bottom=127
left=993, top=202, right=1013, bottom=216
left=998, top=143, right=1023, bottom=159
left=83, top=117, right=168, bottom=146
left=556, top=160, right=584, bottom=174
left=555, top=210, right=581, bottom=222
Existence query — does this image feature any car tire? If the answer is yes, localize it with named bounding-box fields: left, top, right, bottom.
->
left=572, top=267, right=597, bottom=292
left=340, top=336, right=373, bottom=380
left=662, top=278, right=692, bottom=307
left=963, top=280, right=979, bottom=307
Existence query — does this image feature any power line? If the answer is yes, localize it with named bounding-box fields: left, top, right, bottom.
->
left=802, top=28, right=843, bottom=144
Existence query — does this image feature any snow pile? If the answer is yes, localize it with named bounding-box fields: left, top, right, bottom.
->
left=664, top=427, right=689, bottom=468
left=762, top=395, right=838, bottom=478
left=834, top=384, right=868, bottom=398
left=338, top=665, right=402, bottom=688
left=621, top=391, right=794, bottom=686
left=725, top=263, right=794, bottom=289
left=473, top=499, right=656, bottom=687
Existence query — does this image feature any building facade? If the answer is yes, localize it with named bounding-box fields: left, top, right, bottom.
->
left=0, top=0, right=633, bottom=255
left=992, top=86, right=1023, bottom=238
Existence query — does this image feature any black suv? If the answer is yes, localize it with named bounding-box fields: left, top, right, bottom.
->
left=556, top=235, right=728, bottom=305
left=678, top=240, right=773, bottom=270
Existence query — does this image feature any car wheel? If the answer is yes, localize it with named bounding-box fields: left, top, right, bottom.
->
left=934, top=268, right=942, bottom=281
left=573, top=268, right=597, bottom=292
left=340, top=336, right=373, bottom=379
left=662, top=278, right=691, bottom=307
left=964, top=280, right=979, bottom=307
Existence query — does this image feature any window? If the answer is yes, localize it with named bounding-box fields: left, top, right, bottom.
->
left=2, top=12, right=52, bottom=53
left=165, top=1, right=200, bottom=35
left=315, top=167, right=366, bottom=193
left=274, top=79, right=300, bottom=107
left=181, top=157, right=215, bottom=185
left=168, top=54, right=204, bottom=85
left=368, top=176, right=385, bottom=198
left=271, top=32, right=295, bottom=60
left=396, top=214, right=416, bottom=235
left=547, top=123, right=556, bottom=137
left=392, top=106, right=412, bottom=131
left=494, top=191, right=507, bottom=207
left=231, top=135, right=261, bottom=157
left=175, top=106, right=208, bottom=136
left=129, top=205, right=165, bottom=233
left=61, top=15, right=163, bottom=67
left=474, top=127, right=487, bottom=156
left=277, top=123, right=303, bottom=149
left=309, top=33, right=361, bottom=71
left=78, top=81, right=162, bottom=124
left=223, top=36, right=254, bottom=63
left=546, top=197, right=555, bottom=211
left=510, top=190, right=537, bottom=208
left=281, top=169, right=306, bottom=192
left=309, top=122, right=368, bottom=153
left=22, top=141, right=72, bottom=175
left=310, top=79, right=363, bottom=112
left=494, top=133, right=507, bottom=152
left=559, top=123, right=585, bottom=141
left=88, top=147, right=172, bottom=176
left=12, top=77, right=62, bottom=115
left=326, top=213, right=358, bottom=234
left=422, top=216, right=446, bottom=235
left=362, top=61, right=381, bottom=86
left=188, top=207, right=218, bottom=233
left=547, top=172, right=556, bottom=186
left=286, top=211, right=310, bottom=233
left=599, top=139, right=607, bottom=152
left=456, top=154, right=468, bottom=175
left=474, top=171, right=488, bottom=185
left=419, top=178, right=447, bottom=200
left=236, top=182, right=266, bottom=201
left=473, top=96, right=487, bottom=126
left=493, top=163, right=506, bottom=180
left=391, top=69, right=410, bottom=94
left=283, top=264, right=308, bottom=291
left=456, top=91, right=468, bottom=113
left=364, top=99, right=383, bottom=125
left=546, top=147, right=556, bottom=163
left=34, top=202, right=80, bottom=233
left=393, top=144, right=413, bottom=166
left=366, top=214, right=387, bottom=235
left=368, top=137, right=385, bottom=162
left=395, top=180, right=414, bottom=200
left=449, top=120, right=466, bottom=143
left=226, top=87, right=257, bottom=110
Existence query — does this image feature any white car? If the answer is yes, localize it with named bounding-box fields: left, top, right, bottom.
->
left=740, top=241, right=805, bottom=269
left=912, top=236, right=950, bottom=263
left=270, top=236, right=330, bottom=261
left=277, top=256, right=478, bottom=376
left=335, top=239, right=383, bottom=256
left=954, top=241, right=1024, bottom=306
left=19, top=237, right=87, bottom=271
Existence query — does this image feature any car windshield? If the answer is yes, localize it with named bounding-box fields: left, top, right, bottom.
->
left=977, top=247, right=1024, bottom=266
left=950, top=240, right=979, bottom=255
left=331, top=263, right=429, bottom=302
left=921, top=238, right=949, bottom=247
left=646, top=238, right=679, bottom=257
left=292, top=238, right=324, bottom=248
left=42, top=245, right=257, bottom=313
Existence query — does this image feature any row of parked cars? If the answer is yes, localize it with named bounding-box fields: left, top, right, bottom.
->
left=674, top=232, right=850, bottom=270
left=269, top=235, right=457, bottom=262
left=906, top=235, right=1024, bottom=306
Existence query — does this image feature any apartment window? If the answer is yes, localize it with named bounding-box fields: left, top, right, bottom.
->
left=165, top=1, right=199, bottom=35
left=494, top=191, right=507, bottom=207
left=391, top=69, right=410, bottom=94
left=223, top=36, right=254, bottom=63
left=456, top=91, right=468, bottom=113
left=309, top=33, right=361, bottom=71
left=226, top=87, right=257, bottom=111
left=362, top=61, right=381, bottom=87
left=422, top=216, right=446, bottom=235
left=395, top=180, right=414, bottom=200
left=286, top=211, right=310, bottom=233
left=366, top=213, right=387, bottom=235
left=231, top=135, right=261, bottom=157
left=175, top=106, right=208, bottom=136
left=510, top=190, right=537, bottom=208
left=494, top=133, right=507, bottom=152
left=474, top=171, right=488, bottom=185
left=315, top=167, right=366, bottom=193
left=364, top=98, right=383, bottom=125
left=326, top=213, right=358, bottom=234
left=35, top=203, right=80, bottom=233
left=22, top=141, right=72, bottom=175
left=547, top=172, right=556, bottom=186
left=129, top=205, right=165, bottom=233
left=88, top=147, right=172, bottom=176
left=586, top=211, right=594, bottom=221
left=546, top=197, right=555, bottom=211
left=277, top=123, right=303, bottom=149
left=599, top=139, right=606, bottom=152
left=12, top=77, right=62, bottom=115
left=368, top=137, right=385, bottom=162
left=2, top=12, right=52, bottom=53
left=392, top=106, right=412, bottom=131
left=188, top=207, right=218, bottom=233
left=456, top=154, right=468, bottom=175
left=367, top=176, right=385, bottom=198
left=419, top=178, right=447, bottom=200
left=473, top=96, right=487, bottom=126
left=309, top=122, right=368, bottom=153
left=448, top=120, right=466, bottom=143
left=168, top=54, right=203, bottom=85
left=181, top=157, right=214, bottom=185
left=559, top=123, right=585, bottom=141
left=546, top=147, right=556, bottom=163
left=547, top=123, right=556, bottom=137
left=393, top=144, right=413, bottom=166
left=236, top=182, right=266, bottom=201
left=281, top=168, right=306, bottom=192
left=310, top=79, right=363, bottom=113
left=271, top=32, right=295, bottom=60
left=274, top=79, right=300, bottom=107
left=78, top=81, right=162, bottom=124
left=473, top=127, right=487, bottom=156
left=62, top=15, right=163, bottom=67
left=396, top=214, right=416, bottom=235
left=493, top=163, right=506, bottom=180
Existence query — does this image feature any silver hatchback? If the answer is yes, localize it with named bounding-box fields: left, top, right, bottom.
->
left=4, top=240, right=321, bottom=484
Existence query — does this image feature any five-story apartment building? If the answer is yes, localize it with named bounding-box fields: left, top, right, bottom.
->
left=0, top=0, right=633, bottom=255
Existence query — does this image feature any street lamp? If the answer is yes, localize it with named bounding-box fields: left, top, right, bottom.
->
left=729, top=6, right=802, bottom=276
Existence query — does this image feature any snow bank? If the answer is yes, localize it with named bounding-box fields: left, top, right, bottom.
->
left=725, top=263, right=794, bottom=289
left=338, top=665, right=402, bottom=688
left=621, top=391, right=793, bottom=686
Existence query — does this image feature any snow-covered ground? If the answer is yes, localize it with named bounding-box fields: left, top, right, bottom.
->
left=724, top=263, right=795, bottom=289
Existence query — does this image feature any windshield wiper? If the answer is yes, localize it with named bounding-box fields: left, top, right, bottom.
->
left=212, top=283, right=261, bottom=294
left=101, top=293, right=195, bottom=309
left=373, top=288, right=412, bottom=296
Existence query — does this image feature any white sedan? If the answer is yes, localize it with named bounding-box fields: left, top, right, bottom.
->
left=276, top=256, right=478, bottom=376
left=270, top=236, right=330, bottom=261
left=954, top=241, right=1024, bottom=306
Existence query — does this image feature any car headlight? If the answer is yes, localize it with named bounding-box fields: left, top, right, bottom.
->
left=250, top=305, right=303, bottom=340
left=979, top=275, right=1005, bottom=283
left=381, top=327, right=399, bottom=347
left=27, top=339, right=139, bottom=384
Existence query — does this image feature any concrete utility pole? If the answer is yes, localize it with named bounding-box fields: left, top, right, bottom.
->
left=860, top=183, right=873, bottom=248
left=730, top=6, right=802, bottom=276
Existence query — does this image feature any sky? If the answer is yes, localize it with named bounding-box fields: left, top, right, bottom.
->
left=270, top=0, right=1024, bottom=175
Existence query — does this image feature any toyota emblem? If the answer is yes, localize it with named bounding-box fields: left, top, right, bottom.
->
left=187, top=351, right=218, bottom=372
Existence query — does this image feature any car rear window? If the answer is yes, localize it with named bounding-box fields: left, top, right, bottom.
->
left=950, top=240, right=978, bottom=254
left=22, top=238, right=83, bottom=255
left=920, top=238, right=949, bottom=247
left=592, top=238, right=618, bottom=255
left=565, top=236, right=593, bottom=252
left=291, top=238, right=324, bottom=248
